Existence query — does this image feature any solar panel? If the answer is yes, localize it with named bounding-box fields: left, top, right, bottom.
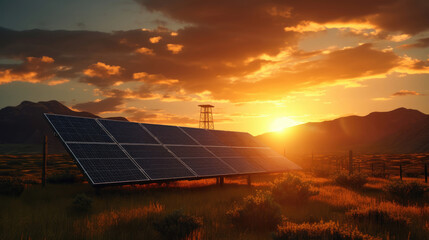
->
left=168, top=146, right=215, bottom=158
left=99, top=120, right=158, bottom=144
left=65, top=143, right=148, bottom=184
left=79, top=158, right=148, bottom=184
left=234, top=148, right=285, bottom=172
left=45, top=113, right=301, bottom=186
left=46, top=114, right=113, bottom=142
left=122, top=144, right=195, bottom=180
left=179, top=127, right=224, bottom=146
left=207, top=147, right=242, bottom=157
left=208, top=130, right=260, bottom=146
left=122, top=145, right=173, bottom=159
left=207, top=147, right=265, bottom=173
left=143, top=124, right=198, bottom=145
left=180, top=157, right=236, bottom=176
left=67, top=143, right=127, bottom=159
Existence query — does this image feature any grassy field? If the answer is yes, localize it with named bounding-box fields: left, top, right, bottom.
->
left=1, top=154, right=429, bottom=239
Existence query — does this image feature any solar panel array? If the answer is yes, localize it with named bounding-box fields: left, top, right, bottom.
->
left=45, top=113, right=300, bottom=185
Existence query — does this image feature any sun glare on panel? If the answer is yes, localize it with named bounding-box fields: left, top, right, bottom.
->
left=269, top=117, right=302, bottom=132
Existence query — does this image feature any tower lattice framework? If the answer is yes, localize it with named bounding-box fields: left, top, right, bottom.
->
left=198, top=105, right=214, bottom=130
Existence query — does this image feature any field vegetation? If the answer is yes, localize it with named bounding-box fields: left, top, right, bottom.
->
left=0, top=154, right=428, bottom=239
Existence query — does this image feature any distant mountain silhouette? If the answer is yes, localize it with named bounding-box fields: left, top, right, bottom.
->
left=0, top=100, right=127, bottom=153
left=257, top=108, right=429, bottom=154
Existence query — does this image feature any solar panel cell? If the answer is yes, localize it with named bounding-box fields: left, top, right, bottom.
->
left=99, top=120, right=158, bottom=144
left=207, top=147, right=241, bottom=157
left=79, top=158, right=148, bottom=184
left=68, top=143, right=127, bottom=159
left=134, top=158, right=195, bottom=180
left=180, top=127, right=224, bottom=146
left=181, top=157, right=236, bottom=176
left=143, top=124, right=198, bottom=145
left=46, top=114, right=113, bottom=142
left=123, top=145, right=174, bottom=159
left=168, top=146, right=215, bottom=158
left=219, top=157, right=265, bottom=173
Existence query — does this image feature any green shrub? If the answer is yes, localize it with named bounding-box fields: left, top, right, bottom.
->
left=227, top=191, right=282, bottom=231
left=71, top=193, right=93, bottom=212
left=384, top=180, right=427, bottom=203
left=334, top=172, right=368, bottom=189
left=153, top=210, right=201, bottom=240
left=273, top=220, right=379, bottom=240
left=0, top=177, right=25, bottom=196
left=271, top=174, right=318, bottom=205
left=48, top=171, right=80, bottom=184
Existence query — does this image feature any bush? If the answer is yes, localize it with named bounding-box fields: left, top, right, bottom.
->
left=47, top=171, right=79, bottom=184
left=71, top=193, right=93, bottom=212
left=348, top=207, right=409, bottom=237
left=271, top=174, right=318, bottom=205
left=153, top=210, right=201, bottom=240
left=227, top=191, right=281, bottom=231
left=334, top=172, right=368, bottom=189
left=273, top=220, right=379, bottom=240
left=0, top=177, right=25, bottom=196
left=384, top=180, right=427, bottom=203
left=312, top=167, right=332, bottom=178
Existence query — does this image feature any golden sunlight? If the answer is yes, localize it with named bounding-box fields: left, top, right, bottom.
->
left=269, top=117, right=302, bottom=132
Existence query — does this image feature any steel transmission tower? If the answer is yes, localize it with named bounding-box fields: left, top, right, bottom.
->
left=198, top=105, right=214, bottom=129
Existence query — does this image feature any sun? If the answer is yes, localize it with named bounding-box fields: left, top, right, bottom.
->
left=269, top=117, right=302, bottom=132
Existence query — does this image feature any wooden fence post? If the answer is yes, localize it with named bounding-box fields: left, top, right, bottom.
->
left=42, top=135, right=47, bottom=187
left=399, top=163, right=403, bottom=181
left=349, top=150, right=353, bottom=175
left=425, top=163, right=427, bottom=184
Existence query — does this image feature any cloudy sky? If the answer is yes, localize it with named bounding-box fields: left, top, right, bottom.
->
left=0, top=0, right=428, bottom=135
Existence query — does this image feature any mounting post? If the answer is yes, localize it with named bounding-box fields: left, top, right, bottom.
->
left=42, top=135, right=47, bottom=187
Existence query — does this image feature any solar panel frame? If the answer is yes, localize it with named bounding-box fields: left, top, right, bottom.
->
left=121, top=144, right=197, bottom=180
left=45, top=114, right=114, bottom=143
left=98, top=119, right=158, bottom=144
left=45, top=113, right=301, bottom=186
left=142, top=123, right=199, bottom=145
left=45, top=114, right=151, bottom=185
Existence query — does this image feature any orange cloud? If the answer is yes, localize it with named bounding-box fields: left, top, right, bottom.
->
left=166, top=44, right=183, bottom=54
left=136, top=47, right=155, bottom=55
left=83, top=62, right=122, bottom=77
left=149, top=36, right=162, bottom=43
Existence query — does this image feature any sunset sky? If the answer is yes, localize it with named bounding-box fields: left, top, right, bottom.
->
left=0, top=0, right=428, bottom=135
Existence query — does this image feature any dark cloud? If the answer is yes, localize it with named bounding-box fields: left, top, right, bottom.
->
left=73, top=97, right=124, bottom=114
left=138, top=0, right=429, bottom=34
left=1, top=0, right=427, bottom=103
left=400, top=37, right=429, bottom=48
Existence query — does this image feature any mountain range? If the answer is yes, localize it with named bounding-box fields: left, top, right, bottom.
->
left=256, top=108, right=429, bottom=155
left=0, top=100, right=127, bottom=153
left=0, top=100, right=428, bottom=154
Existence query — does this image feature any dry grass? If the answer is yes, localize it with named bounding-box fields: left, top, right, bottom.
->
left=76, top=203, right=164, bottom=236
left=274, top=220, right=381, bottom=240
left=1, top=153, right=429, bottom=239
left=312, top=185, right=376, bottom=210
